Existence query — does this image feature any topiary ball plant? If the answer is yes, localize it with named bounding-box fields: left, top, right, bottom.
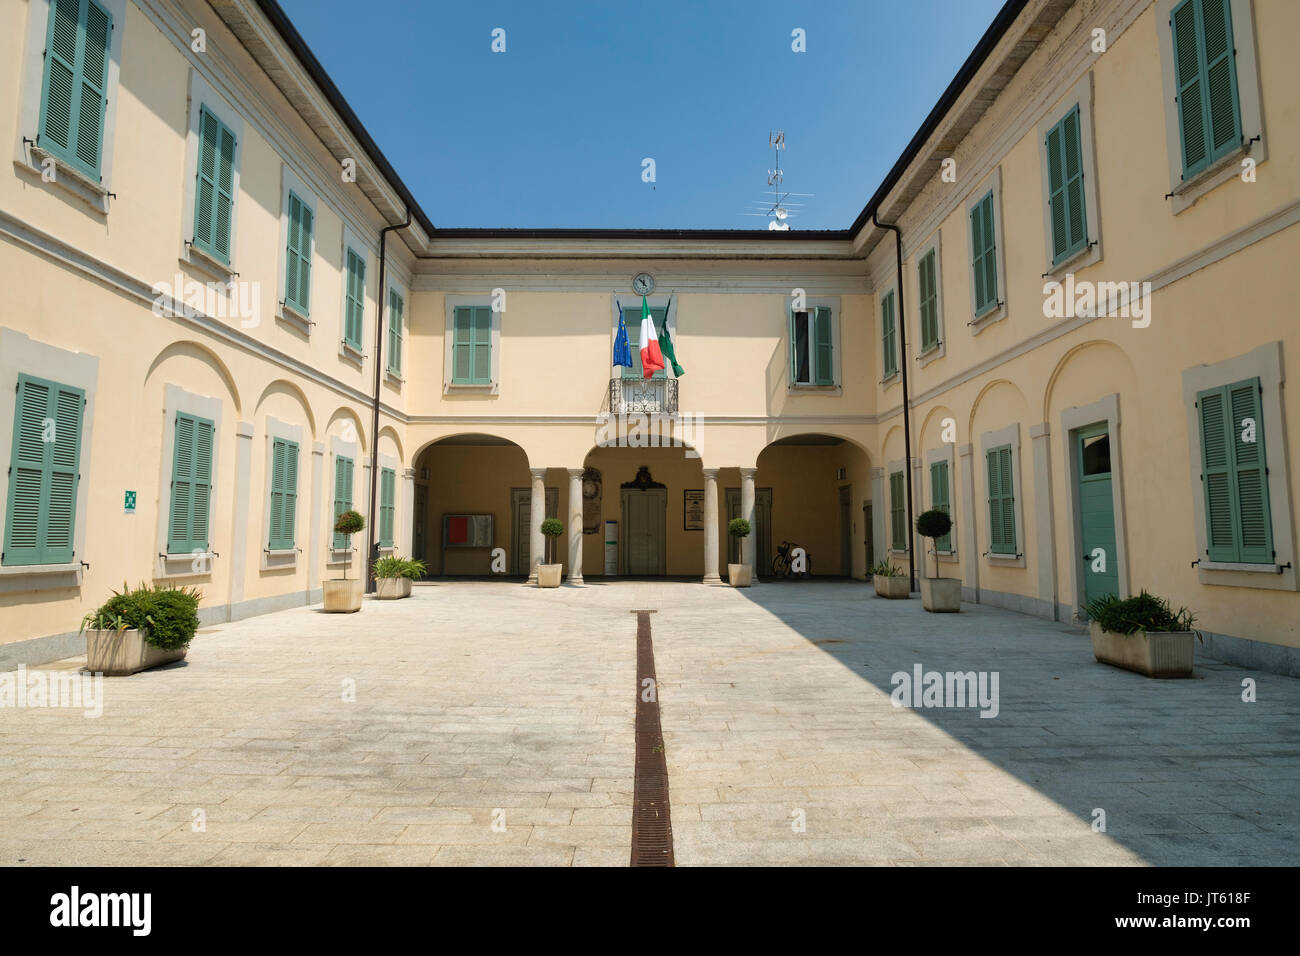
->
left=915, top=509, right=953, bottom=578
left=727, top=518, right=751, bottom=539
left=540, top=518, right=564, bottom=564
left=333, top=510, right=365, bottom=579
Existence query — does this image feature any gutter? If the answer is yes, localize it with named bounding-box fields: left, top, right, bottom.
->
left=365, top=208, right=412, bottom=592
left=873, top=212, right=916, bottom=593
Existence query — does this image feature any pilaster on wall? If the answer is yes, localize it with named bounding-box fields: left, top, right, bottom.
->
left=308, top=442, right=325, bottom=591
left=1030, top=423, right=1057, bottom=621
left=957, top=444, right=979, bottom=601
left=870, top=468, right=885, bottom=567
left=228, top=421, right=255, bottom=610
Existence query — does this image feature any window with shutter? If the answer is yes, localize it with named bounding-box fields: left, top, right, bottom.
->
left=930, top=460, right=952, bottom=552
left=38, top=0, right=112, bottom=182
left=1197, top=379, right=1273, bottom=564
left=986, top=445, right=1016, bottom=554
left=881, top=292, right=897, bottom=378
left=452, top=306, right=494, bottom=384
left=4, top=374, right=84, bottom=567
left=1171, top=0, right=1241, bottom=180
left=813, top=307, right=834, bottom=386
left=889, top=471, right=905, bottom=550
left=970, top=191, right=999, bottom=316
left=918, top=250, right=939, bottom=353
left=268, top=437, right=299, bottom=550
left=193, top=107, right=237, bottom=265
left=387, top=290, right=404, bottom=375
left=379, top=467, right=395, bottom=548
left=167, top=412, right=214, bottom=554
left=332, top=455, right=353, bottom=550
left=1046, top=105, right=1088, bottom=265
left=343, top=250, right=365, bottom=350
left=283, top=191, right=313, bottom=316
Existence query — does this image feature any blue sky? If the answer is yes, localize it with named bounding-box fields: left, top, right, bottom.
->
left=278, top=0, right=1008, bottom=230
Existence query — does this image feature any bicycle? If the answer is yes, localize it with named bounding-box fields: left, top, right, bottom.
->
left=771, top=540, right=812, bottom=578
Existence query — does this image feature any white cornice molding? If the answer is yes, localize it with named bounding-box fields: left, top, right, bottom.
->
left=421, top=237, right=858, bottom=261
left=410, top=271, right=870, bottom=295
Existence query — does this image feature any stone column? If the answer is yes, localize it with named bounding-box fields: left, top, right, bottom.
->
left=399, top=467, right=416, bottom=558
left=869, top=467, right=885, bottom=567
left=740, top=467, right=757, bottom=579
left=1030, top=423, right=1057, bottom=620
left=702, top=468, right=721, bottom=584
left=566, top=468, right=584, bottom=585
left=227, top=421, right=255, bottom=617
left=528, top=467, right=546, bottom=583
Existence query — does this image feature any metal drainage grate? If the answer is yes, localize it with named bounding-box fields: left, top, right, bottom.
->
left=630, top=610, right=674, bottom=867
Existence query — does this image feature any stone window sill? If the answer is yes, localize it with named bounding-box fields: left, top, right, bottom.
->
left=17, top=146, right=110, bottom=214
left=340, top=341, right=364, bottom=367
left=157, top=552, right=217, bottom=578
left=985, top=551, right=1025, bottom=568
left=880, top=372, right=900, bottom=388
left=969, top=302, right=1007, bottom=335
left=385, top=369, right=404, bottom=386
left=1044, top=240, right=1101, bottom=280
left=0, top=561, right=83, bottom=589
left=1170, top=143, right=1253, bottom=214
left=262, top=548, right=299, bottom=571
left=277, top=304, right=313, bottom=334
left=917, top=344, right=945, bottom=369
left=181, top=244, right=236, bottom=284
left=788, top=383, right=842, bottom=395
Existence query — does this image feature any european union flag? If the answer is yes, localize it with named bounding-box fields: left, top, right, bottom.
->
left=613, top=300, right=633, bottom=367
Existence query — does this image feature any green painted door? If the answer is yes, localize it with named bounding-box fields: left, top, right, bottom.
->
left=1077, top=424, right=1119, bottom=608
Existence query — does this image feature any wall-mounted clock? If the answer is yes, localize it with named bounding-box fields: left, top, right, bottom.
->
left=632, top=273, right=655, bottom=295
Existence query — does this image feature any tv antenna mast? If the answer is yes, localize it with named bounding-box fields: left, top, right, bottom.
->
left=739, top=130, right=813, bottom=230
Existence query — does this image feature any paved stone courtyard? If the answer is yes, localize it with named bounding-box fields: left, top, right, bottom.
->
left=1, top=581, right=1297, bottom=866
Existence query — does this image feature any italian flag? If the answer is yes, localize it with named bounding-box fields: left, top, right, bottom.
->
left=639, top=296, right=665, bottom=379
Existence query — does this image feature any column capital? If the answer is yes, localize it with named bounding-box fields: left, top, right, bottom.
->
left=702, top=467, right=719, bottom=479
left=402, top=467, right=416, bottom=480
left=566, top=467, right=585, bottom=478
left=739, top=467, right=758, bottom=479
left=529, top=467, right=547, bottom=480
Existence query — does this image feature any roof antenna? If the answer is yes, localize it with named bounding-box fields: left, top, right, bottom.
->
left=738, top=130, right=813, bottom=230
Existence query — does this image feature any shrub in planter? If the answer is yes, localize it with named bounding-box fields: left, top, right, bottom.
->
left=81, top=582, right=201, bottom=675
left=915, top=509, right=960, bottom=612
left=727, top=518, right=752, bottom=587
left=870, top=560, right=909, bottom=599
left=325, top=510, right=365, bottom=612
left=537, top=518, right=564, bottom=588
left=373, top=555, right=427, bottom=599
left=1085, top=590, right=1197, bottom=678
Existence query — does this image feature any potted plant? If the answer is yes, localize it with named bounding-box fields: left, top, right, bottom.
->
left=537, top=518, right=565, bottom=588
left=1085, top=590, right=1197, bottom=678
left=727, top=518, right=753, bottom=587
left=373, top=555, right=427, bottom=599
left=915, top=509, right=960, bottom=612
left=324, top=510, right=365, bottom=613
left=870, top=560, right=909, bottom=599
left=81, top=582, right=200, bottom=675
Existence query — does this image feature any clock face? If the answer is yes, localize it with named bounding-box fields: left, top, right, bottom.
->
left=632, top=273, right=654, bottom=295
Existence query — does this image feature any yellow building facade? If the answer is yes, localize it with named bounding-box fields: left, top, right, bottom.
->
left=1, top=0, right=1296, bottom=672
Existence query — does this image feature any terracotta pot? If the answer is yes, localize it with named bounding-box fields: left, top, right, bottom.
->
left=323, top=579, right=363, bottom=613
left=727, top=564, right=753, bottom=588
left=85, top=629, right=186, bottom=676
left=537, top=564, right=563, bottom=588
left=920, top=576, right=961, bottom=612
left=1089, top=621, right=1194, bottom=677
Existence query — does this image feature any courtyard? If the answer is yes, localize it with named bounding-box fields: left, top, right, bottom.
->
left=1, top=581, right=1298, bottom=866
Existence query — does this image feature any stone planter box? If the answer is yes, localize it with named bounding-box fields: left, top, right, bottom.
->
left=323, top=579, right=363, bottom=613
left=86, top=629, right=186, bottom=676
left=874, top=575, right=909, bottom=599
left=728, top=563, right=753, bottom=588
left=537, top=564, right=563, bottom=588
left=1089, top=621, right=1195, bottom=678
left=920, top=576, right=961, bottom=612
left=375, top=577, right=412, bottom=600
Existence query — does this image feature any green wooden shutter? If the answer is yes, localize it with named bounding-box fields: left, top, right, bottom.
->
left=789, top=310, right=800, bottom=384
left=1198, top=380, right=1273, bottom=564
left=1197, top=385, right=1236, bottom=561
left=167, top=412, right=213, bottom=554
left=38, top=0, right=111, bottom=181
left=452, top=306, right=493, bottom=384
left=918, top=250, right=938, bottom=352
left=881, top=292, right=897, bottom=378
left=1173, top=0, right=1241, bottom=179
left=1047, top=106, right=1088, bottom=264
left=930, top=461, right=952, bottom=552
left=889, top=471, right=905, bottom=550
left=971, top=191, right=999, bottom=315
left=344, top=249, right=365, bottom=349
left=284, top=192, right=312, bottom=315
left=4, top=375, right=84, bottom=566
left=268, top=438, right=298, bottom=550
left=332, top=455, right=353, bottom=550
left=193, top=107, right=236, bottom=264
left=987, top=446, right=1016, bottom=555
left=813, top=307, right=833, bottom=385
left=379, top=467, right=395, bottom=548
left=387, top=290, right=404, bottom=374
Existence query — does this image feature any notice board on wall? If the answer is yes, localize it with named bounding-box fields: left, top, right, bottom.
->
left=443, top=514, right=494, bottom=548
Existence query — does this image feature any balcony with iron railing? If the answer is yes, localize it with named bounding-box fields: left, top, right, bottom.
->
left=609, top=377, right=678, bottom=415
